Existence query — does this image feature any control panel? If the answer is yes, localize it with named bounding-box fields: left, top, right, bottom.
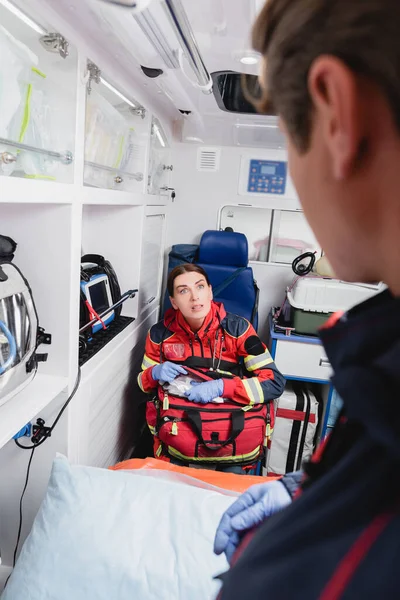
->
left=247, top=159, right=287, bottom=195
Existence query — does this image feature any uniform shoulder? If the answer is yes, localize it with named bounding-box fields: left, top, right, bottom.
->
left=222, top=313, right=251, bottom=339
left=149, top=320, right=174, bottom=344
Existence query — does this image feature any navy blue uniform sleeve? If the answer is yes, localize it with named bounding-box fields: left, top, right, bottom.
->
left=280, top=470, right=303, bottom=499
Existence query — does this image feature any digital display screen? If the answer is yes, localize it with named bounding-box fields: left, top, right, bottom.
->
left=89, top=280, right=110, bottom=315
left=261, top=165, right=276, bottom=175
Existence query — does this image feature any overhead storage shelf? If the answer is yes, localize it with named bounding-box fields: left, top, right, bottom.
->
left=0, top=177, right=75, bottom=204
left=0, top=374, right=68, bottom=451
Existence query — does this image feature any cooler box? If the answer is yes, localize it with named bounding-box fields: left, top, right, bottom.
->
left=287, top=278, right=384, bottom=335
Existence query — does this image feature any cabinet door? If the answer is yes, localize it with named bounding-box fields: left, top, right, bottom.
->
left=83, top=83, right=148, bottom=193
left=138, top=213, right=166, bottom=314
left=274, top=340, right=332, bottom=381
left=147, top=118, right=172, bottom=196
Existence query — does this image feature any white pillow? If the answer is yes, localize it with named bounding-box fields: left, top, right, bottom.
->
left=2, top=455, right=234, bottom=600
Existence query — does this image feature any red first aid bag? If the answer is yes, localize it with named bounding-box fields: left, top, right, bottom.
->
left=146, top=367, right=272, bottom=466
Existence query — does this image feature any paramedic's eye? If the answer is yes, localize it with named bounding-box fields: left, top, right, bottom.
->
left=179, top=288, right=189, bottom=294
left=198, top=284, right=205, bottom=290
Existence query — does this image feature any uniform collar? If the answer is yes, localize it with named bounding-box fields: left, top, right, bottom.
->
left=319, top=289, right=400, bottom=458
left=164, top=301, right=226, bottom=338
left=319, top=289, right=400, bottom=371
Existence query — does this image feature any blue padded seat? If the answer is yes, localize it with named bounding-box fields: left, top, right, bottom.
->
left=197, top=231, right=258, bottom=329
left=163, top=231, right=259, bottom=330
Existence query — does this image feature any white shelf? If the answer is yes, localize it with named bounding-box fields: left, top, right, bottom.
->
left=81, top=186, right=146, bottom=206
left=0, top=374, right=69, bottom=451
left=0, top=178, right=74, bottom=204
left=81, top=320, right=138, bottom=378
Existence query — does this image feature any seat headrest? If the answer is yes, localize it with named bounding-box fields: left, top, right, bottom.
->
left=198, top=230, right=248, bottom=267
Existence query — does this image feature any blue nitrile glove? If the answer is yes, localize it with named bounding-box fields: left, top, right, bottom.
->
left=151, top=362, right=187, bottom=384
left=184, top=379, right=224, bottom=404
left=214, top=480, right=291, bottom=563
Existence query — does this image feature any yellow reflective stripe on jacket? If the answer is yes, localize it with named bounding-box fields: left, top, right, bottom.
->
left=242, top=377, right=264, bottom=405
left=215, top=368, right=234, bottom=377
left=137, top=371, right=146, bottom=392
left=147, top=424, right=156, bottom=435
left=244, top=351, right=274, bottom=372
left=167, top=446, right=261, bottom=464
left=141, top=354, right=159, bottom=370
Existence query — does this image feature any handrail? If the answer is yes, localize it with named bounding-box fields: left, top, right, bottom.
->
left=0, top=137, right=73, bottom=165
left=84, top=161, right=144, bottom=182
left=97, top=0, right=213, bottom=94
left=163, top=0, right=213, bottom=94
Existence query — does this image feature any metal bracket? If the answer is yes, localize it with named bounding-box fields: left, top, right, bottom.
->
left=37, top=327, right=52, bottom=346
left=163, top=164, right=173, bottom=171
left=40, top=33, right=69, bottom=59
left=114, top=176, right=123, bottom=184
left=0, top=152, right=17, bottom=165
left=129, top=106, right=146, bottom=119
left=62, top=151, right=74, bottom=166
left=86, top=61, right=101, bottom=95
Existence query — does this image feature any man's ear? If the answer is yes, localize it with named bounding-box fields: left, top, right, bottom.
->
left=308, top=56, right=363, bottom=180
left=170, top=296, right=178, bottom=310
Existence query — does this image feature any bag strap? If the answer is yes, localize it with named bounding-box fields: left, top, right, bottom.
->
left=81, top=254, right=105, bottom=266
left=251, top=280, right=260, bottom=327
left=186, top=409, right=245, bottom=450
left=213, top=267, right=247, bottom=297
left=296, top=385, right=312, bottom=471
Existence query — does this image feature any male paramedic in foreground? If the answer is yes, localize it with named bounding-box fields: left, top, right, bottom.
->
left=215, top=1, right=400, bottom=598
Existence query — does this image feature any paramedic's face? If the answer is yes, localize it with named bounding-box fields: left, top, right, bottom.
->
left=170, top=271, right=213, bottom=323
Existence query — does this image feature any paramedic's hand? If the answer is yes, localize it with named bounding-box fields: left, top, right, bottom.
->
left=214, top=481, right=291, bottom=563
left=151, top=362, right=187, bottom=384
left=184, top=379, right=224, bottom=404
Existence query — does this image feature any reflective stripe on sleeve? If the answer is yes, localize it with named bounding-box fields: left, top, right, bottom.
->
left=244, top=351, right=274, bottom=372
left=242, top=377, right=264, bottom=404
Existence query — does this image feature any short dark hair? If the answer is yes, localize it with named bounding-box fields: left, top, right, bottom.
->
left=167, top=264, right=211, bottom=297
left=252, top=0, right=400, bottom=152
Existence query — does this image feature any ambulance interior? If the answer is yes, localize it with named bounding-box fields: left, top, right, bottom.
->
left=0, top=0, right=384, bottom=597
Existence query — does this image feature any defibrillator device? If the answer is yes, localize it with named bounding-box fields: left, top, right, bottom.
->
left=80, top=254, right=122, bottom=334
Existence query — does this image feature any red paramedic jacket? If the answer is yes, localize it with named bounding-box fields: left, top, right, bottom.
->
left=138, top=301, right=285, bottom=406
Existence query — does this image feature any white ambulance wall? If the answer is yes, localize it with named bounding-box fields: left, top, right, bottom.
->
left=0, top=393, right=69, bottom=570
left=167, top=143, right=296, bottom=341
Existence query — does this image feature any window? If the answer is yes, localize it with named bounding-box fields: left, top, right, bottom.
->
left=269, top=210, right=320, bottom=264
left=219, top=205, right=321, bottom=264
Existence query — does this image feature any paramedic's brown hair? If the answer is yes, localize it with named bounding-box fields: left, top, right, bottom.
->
left=167, top=264, right=211, bottom=297
left=252, top=0, right=400, bottom=152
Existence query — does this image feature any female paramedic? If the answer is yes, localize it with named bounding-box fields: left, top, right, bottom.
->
left=137, top=264, right=285, bottom=473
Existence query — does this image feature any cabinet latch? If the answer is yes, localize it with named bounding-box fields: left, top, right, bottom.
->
left=130, top=106, right=146, bottom=119
left=86, top=61, right=101, bottom=95
left=40, top=33, right=69, bottom=59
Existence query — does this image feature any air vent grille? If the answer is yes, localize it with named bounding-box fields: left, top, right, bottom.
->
left=197, top=147, right=221, bottom=172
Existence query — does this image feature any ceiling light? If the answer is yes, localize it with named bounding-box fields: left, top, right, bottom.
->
left=0, top=0, right=47, bottom=34
left=240, top=55, right=259, bottom=65
left=100, top=77, right=139, bottom=109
